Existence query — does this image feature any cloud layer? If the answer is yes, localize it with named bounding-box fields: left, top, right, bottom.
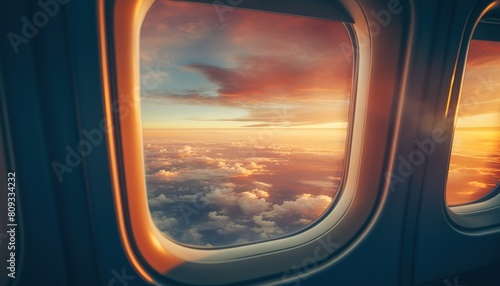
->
left=144, top=130, right=345, bottom=247
left=447, top=39, right=500, bottom=205
left=447, top=129, right=500, bottom=205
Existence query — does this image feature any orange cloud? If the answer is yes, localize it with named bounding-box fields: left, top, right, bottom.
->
left=458, top=39, right=500, bottom=120
left=140, top=0, right=353, bottom=127
left=467, top=181, right=488, bottom=189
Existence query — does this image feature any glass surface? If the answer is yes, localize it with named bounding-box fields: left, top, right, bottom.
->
left=446, top=39, right=500, bottom=206
left=140, top=0, right=354, bottom=247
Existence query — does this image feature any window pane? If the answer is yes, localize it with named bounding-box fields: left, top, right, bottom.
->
left=140, top=0, right=353, bottom=247
left=446, top=39, right=500, bottom=206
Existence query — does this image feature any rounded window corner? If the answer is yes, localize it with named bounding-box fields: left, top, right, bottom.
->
left=444, top=1, right=500, bottom=229
left=100, top=0, right=394, bottom=284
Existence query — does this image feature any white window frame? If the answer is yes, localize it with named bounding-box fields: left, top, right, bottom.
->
left=98, top=0, right=394, bottom=284
left=445, top=2, right=500, bottom=229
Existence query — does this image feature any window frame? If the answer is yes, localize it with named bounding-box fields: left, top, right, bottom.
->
left=99, top=0, right=392, bottom=284
left=140, top=0, right=356, bottom=249
left=445, top=1, right=500, bottom=229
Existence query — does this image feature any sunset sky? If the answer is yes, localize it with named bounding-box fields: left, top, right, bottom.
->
left=455, top=39, right=500, bottom=128
left=446, top=39, right=500, bottom=205
left=139, top=0, right=352, bottom=246
left=139, top=1, right=499, bottom=239
left=140, top=0, right=353, bottom=130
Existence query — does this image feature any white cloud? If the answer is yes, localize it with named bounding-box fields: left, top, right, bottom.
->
left=204, top=186, right=240, bottom=207
left=293, top=218, right=313, bottom=225
left=177, top=145, right=193, bottom=156
left=246, top=162, right=265, bottom=169
left=208, top=211, right=229, bottom=221
left=217, top=222, right=248, bottom=235
left=154, top=169, right=179, bottom=179
left=327, top=176, right=341, bottom=181
left=252, top=215, right=283, bottom=238
left=300, top=180, right=335, bottom=189
left=150, top=161, right=263, bottom=182
left=238, top=191, right=271, bottom=215
left=252, top=215, right=276, bottom=228
left=253, top=181, right=273, bottom=189
left=143, top=138, right=341, bottom=246
left=180, top=228, right=203, bottom=245
left=147, top=160, right=172, bottom=169
left=263, top=194, right=333, bottom=219
left=449, top=167, right=494, bottom=176
left=149, top=193, right=175, bottom=207
left=151, top=211, right=178, bottom=232
left=457, top=191, right=476, bottom=195
left=250, top=188, right=269, bottom=198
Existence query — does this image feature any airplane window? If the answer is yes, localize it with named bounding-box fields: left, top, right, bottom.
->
left=446, top=38, right=500, bottom=206
left=140, top=0, right=353, bottom=247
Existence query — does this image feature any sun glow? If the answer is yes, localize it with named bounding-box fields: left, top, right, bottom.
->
left=140, top=0, right=353, bottom=246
